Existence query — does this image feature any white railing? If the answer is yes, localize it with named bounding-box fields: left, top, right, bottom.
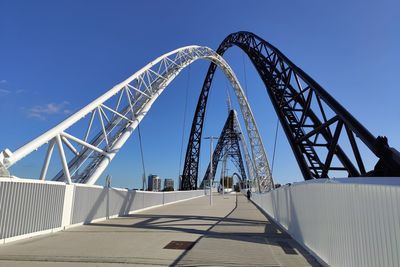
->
left=0, top=178, right=204, bottom=244
left=0, top=178, right=66, bottom=242
left=251, top=178, right=400, bottom=267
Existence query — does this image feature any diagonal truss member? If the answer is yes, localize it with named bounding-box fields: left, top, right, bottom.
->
left=182, top=31, right=400, bottom=190
left=0, top=45, right=271, bottom=187
left=199, top=110, right=249, bottom=189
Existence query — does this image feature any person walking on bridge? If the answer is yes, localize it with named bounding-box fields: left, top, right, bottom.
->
left=246, top=189, right=251, bottom=201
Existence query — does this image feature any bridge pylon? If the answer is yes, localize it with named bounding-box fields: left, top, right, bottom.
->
left=199, top=110, right=250, bottom=190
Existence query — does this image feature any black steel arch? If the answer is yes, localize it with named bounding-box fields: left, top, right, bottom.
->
left=232, top=172, right=242, bottom=181
left=200, top=110, right=247, bottom=189
left=181, top=31, right=400, bottom=190
left=232, top=172, right=245, bottom=189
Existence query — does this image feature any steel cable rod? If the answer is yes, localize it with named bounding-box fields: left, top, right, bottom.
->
left=178, top=65, right=191, bottom=181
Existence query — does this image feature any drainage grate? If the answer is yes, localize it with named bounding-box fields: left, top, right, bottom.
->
left=277, top=241, right=298, bottom=255
left=164, top=241, right=196, bottom=250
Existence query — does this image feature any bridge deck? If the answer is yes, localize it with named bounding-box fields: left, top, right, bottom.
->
left=0, top=193, right=320, bottom=266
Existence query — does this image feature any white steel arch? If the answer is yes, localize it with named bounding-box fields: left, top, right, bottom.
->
left=0, top=46, right=273, bottom=189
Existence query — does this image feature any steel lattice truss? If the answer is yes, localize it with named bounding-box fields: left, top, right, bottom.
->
left=182, top=66, right=273, bottom=192
left=235, top=112, right=256, bottom=187
left=200, top=110, right=247, bottom=189
left=0, top=45, right=268, bottom=186
left=182, top=31, right=400, bottom=184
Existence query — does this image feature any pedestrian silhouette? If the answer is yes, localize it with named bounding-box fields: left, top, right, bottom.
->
left=246, top=189, right=251, bottom=201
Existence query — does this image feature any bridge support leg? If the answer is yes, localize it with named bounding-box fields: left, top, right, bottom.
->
left=56, top=135, right=72, bottom=184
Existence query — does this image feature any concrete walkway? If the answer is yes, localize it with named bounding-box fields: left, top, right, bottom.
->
left=0, top=193, right=320, bottom=266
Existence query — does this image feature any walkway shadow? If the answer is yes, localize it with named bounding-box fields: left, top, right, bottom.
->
left=75, top=188, right=137, bottom=225
left=89, top=194, right=321, bottom=266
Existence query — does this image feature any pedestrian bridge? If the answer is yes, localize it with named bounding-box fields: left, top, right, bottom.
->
left=1, top=177, right=399, bottom=266
left=1, top=31, right=400, bottom=266
left=0, top=187, right=316, bottom=266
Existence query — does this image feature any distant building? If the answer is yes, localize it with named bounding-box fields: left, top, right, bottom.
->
left=164, top=178, right=174, bottom=190
left=221, top=176, right=233, bottom=188
left=148, top=175, right=161, bottom=191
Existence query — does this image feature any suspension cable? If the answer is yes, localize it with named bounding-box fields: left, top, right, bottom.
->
left=137, top=124, right=146, bottom=190
left=271, top=118, right=279, bottom=175
left=178, top=65, right=191, bottom=180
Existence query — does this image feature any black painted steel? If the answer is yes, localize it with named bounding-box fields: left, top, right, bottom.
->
left=180, top=64, right=218, bottom=190
left=181, top=31, right=400, bottom=190
left=199, top=110, right=247, bottom=189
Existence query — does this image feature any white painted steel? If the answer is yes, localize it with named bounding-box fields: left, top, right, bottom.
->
left=40, top=139, right=55, bottom=180
left=233, top=110, right=256, bottom=188
left=69, top=186, right=204, bottom=225
left=0, top=46, right=272, bottom=190
left=55, top=135, right=72, bottom=184
left=163, top=191, right=178, bottom=203
left=0, top=179, right=65, bottom=242
left=71, top=185, right=134, bottom=224
left=251, top=178, right=400, bottom=267
left=0, top=178, right=204, bottom=244
left=61, top=185, right=74, bottom=227
left=143, top=191, right=164, bottom=208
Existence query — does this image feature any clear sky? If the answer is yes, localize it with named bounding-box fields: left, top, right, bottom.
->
left=0, top=0, right=399, bottom=189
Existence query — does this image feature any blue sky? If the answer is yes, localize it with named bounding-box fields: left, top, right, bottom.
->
left=0, top=0, right=399, bottom=188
